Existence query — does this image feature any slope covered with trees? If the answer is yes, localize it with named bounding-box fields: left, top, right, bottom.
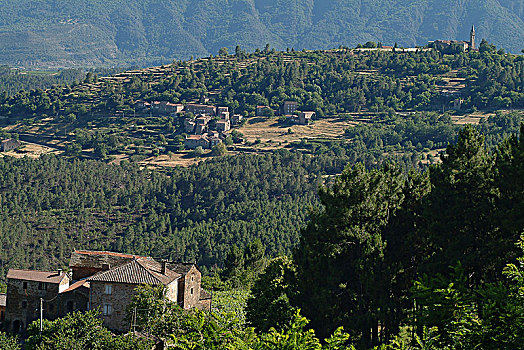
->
left=246, top=124, right=524, bottom=348
left=0, top=0, right=522, bottom=67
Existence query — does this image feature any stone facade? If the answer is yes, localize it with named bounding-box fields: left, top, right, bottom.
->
left=3, top=251, right=210, bottom=334
left=0, top=293, right=6, bottom=327
left=89, top=282, right=138, bottom=332
left=186, top=104, right=216, bottom=116
left=1, top=139, right=21, bottom=152
left=4, top=271, right=69, bottom=334
left=177, top=265, right=201, bottom=309
left=282, top=101, right=298, bottom=115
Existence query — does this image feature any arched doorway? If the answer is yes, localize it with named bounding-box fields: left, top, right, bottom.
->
left=12, top=319, right=21, bottom=333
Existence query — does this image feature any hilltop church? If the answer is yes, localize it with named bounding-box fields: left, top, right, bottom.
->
left=429, top=25, right=477, bottom=52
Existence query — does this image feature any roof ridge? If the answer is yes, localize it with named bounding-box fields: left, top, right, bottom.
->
left=8, top=268, right=63, bottom=273
left=135, top=258, right=166, bottom=284
left=134, top=259, right=162, bottom=283
left=89, top=258, right=164, bottom=284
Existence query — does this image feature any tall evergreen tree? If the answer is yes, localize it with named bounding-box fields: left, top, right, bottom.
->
left=424, top=125, right=498, bottom=283
left=293, top=163, right=405, bottom=346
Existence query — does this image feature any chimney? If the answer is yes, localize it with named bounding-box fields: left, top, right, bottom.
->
left=58, top=268, right=63, bottom=275
left=102, top=263, right=110, bottom=271
left=161, top=260, right=167, bottom=275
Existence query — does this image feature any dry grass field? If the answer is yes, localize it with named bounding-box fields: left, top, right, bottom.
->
left=0, top=142, right=60, bottom=159
left=235, top=117, right=358, bottom=145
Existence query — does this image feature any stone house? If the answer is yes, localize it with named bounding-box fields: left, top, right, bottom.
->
left=282, top=101, right=298, bottom=115
left=0, top=293, right=5, bottom=327
left=4, top=250, right=210, bottom=334
left=299, top=111, right=315, bottom=125
left=186, top=104, right=216, bottom=116
left=231, top=114, right=243, bottom=125
left=216, top=120, right=231, bottom=132
left=1, top=139, right=21, bottom=152
left=4, top=269, right=70, bottom=334
left=87, top=258, right=181, bottom=332
left=185, top=135, right=211, bottom=149
left=152, top=101, right=184, bottom=115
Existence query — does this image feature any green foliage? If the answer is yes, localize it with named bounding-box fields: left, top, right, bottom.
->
left=211, top=142, right=227, bottom=156
left=0, top=332, right=20, bottom=350
left=246, top=256, right=298, bottom=332
left=25, top=310, right=152, bottom=350
left=192, top=146, right=204, bottom=157
left=294, top=162, right=408, bottom=344
left=212, top=290, right=250, bottom=327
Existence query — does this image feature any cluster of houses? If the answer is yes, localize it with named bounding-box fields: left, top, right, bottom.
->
left=135, top=102, right=242, bottom=150
left=0, top=250, right=211, bottom=334
left=135, top=100, right=316, bottom=150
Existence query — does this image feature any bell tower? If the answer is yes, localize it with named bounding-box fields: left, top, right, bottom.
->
left=470, top=25, right=476, bottom=49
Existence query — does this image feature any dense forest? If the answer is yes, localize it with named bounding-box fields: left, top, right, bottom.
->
left=0, top=0, right=522, bottom=66
left=0, top=151, right=338, bottom=280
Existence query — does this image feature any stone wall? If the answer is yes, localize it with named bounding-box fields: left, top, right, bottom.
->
left=89, top=282, right=137, bottom=332
left=4, top=278, right=66, bottom=333
left=178, top=266, right=201, bottom=309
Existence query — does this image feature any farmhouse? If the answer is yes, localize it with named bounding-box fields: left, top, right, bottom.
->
left=1, top=139, right=21, bottom=152
left=185, top=135, right=211, bottom=149
left=282, top=101, right=298, bottom=115
left=3, top=250, right=211, bottom=334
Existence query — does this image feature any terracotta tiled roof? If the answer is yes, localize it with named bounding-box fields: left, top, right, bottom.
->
left=200, top=289, right=212, bottom=300
left=7, top=269, right=67, bottom=284
left=88, top=258, right=181, bottom=285
left=63, top=279, right=90, bottom=293
left=73, top=250, right=145, bottom=259
left=0, top=293, right=6, bottom=307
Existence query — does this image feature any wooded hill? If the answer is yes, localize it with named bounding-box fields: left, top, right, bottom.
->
left=0, top=0, right=522, bottom=67
left=0, top=46, right=522, bottom=163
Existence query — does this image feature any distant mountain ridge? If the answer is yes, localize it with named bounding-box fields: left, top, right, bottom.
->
left=0, top=0, right=522, bottom=67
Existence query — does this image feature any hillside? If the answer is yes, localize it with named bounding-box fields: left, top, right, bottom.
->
left=0, top=48, right=522, bottom=166
left=0, top=0, right=522, bottom=67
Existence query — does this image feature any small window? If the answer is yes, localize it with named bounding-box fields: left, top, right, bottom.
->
left=191, top=275, right=194, bottom=282
left=104, top=284, right=112, bottom=295
left=103, top=304, right=112, bottom=316
left=21, top=301, right=27, bottom=309
left=23, top=282, right=28, bottom=290
left=38, top=282, right=47, bottom=290
left=190, top=287, right=194, bottom=295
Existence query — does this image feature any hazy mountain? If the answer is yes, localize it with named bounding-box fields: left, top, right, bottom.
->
left=0, top=0, right=522, bottom=67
